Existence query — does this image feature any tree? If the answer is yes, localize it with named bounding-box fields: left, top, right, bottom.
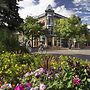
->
left=0, top=0, right=23, bottom=30
left=0, top=0, right=23, bottom=52
left=55, top=15, right=82, bottom=38
left=54, top=15, right=88, bottom=48
left=20, top=16, right=43, bottom=48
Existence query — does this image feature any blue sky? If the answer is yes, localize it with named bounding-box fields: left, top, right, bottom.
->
left=18, top=0, right=90, bottom=25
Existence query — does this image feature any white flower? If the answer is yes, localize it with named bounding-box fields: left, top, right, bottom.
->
left=39, top=68, right=44, bottom=74
left=34, top=68, right=44, bottom=74
left=30, top=72, right=34, bottom=75
left=7, top=84, right=12, bottom=88
left=40, top=83, right=46, bottom=90
left=30, top=87, right=36, bottom=90
left=34, top=86, right=38, bottom=90
left=55, top=73, right=59, bottom=78
left=24, top=72, right=30, bottom=77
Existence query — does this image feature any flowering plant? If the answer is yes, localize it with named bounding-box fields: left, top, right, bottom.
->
left=0, top=52, right=90, bottom=90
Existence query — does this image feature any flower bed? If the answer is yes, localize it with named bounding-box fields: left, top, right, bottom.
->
left=0, top=52, right=90, bottom=90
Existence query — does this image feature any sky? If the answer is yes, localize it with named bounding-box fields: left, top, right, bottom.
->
left=18, top=0, right=90, bottom=25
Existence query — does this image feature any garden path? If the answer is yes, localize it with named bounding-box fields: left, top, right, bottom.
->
left=34, top=49, right=90, bottom=60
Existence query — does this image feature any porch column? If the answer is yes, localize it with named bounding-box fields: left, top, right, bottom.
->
left=52, top=37, right=55, bottom=46
left=57, top=37, right=59, bottom=46
left=38, top=38, right=39, bottom=47
left=60, top=38, right=62, bottom=47
left=45, top=36, right=47, bottom=47
left=33, top=38, right=35, bottom=47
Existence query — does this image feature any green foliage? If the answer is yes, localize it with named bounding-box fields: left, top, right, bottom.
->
left=20, top=16, right=44, bottom=47
left=0, top=52, right=43, bottom=83
left=20, top=16, right=42, bottom=39
left=54, top=15, right=88, bottom=41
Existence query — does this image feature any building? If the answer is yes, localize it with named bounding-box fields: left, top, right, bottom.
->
left=33, top=4, right=65, bottom=48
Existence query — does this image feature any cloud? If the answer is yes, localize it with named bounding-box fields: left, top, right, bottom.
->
left=81, top=16, right=90, bottom=24
left=73, top=0, right=90, bottom=11
left=18, top=0, right=56, bottom=19
left=18, top=0, right=75, bottom=19
left=73, top=0, right=82, bottom=4
left=55, top=5, right=75, bottom=17
left=75, top=10, right=82, bottom=14
left=87, top=25, right=90, bottom=29
left=73, top=0, right=88, bottom=4
left=72, top=0, right=90, bottom=24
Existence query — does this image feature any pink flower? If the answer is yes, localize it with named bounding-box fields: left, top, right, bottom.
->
left=40, top=83, right=46, bottom=90
left=26, top=82, right=32, bottom=87
left=1, top=84, right=8, bottom=89
left=14, top=84, right=24, bottom=90
left=72, top=75, right=81, bottom=85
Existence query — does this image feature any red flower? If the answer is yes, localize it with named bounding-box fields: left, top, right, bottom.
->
left=72, top=75, right=81, bottom=85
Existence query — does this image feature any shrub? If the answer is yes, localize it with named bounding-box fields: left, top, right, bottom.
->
left=0, top=27, right=20, bottom=52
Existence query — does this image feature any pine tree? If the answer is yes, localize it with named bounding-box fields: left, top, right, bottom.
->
left=0, top=0, right=23, bottom=30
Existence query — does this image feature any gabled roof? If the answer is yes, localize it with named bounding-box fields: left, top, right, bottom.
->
left=36, top=13, right=46, bottom=19
left=36, top=4, right=66, bottom=19
left=37, top=12, right=65, bottom=19
left=54, top=13, right=66, bottom=18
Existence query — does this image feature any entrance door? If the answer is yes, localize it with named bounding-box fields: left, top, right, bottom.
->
left=61, top=39, right=68, bottom=48
left=47, top=37, right=52, bottom=46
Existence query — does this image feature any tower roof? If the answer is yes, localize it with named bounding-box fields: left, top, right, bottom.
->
left=46, top=4, right=53, bottom=11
